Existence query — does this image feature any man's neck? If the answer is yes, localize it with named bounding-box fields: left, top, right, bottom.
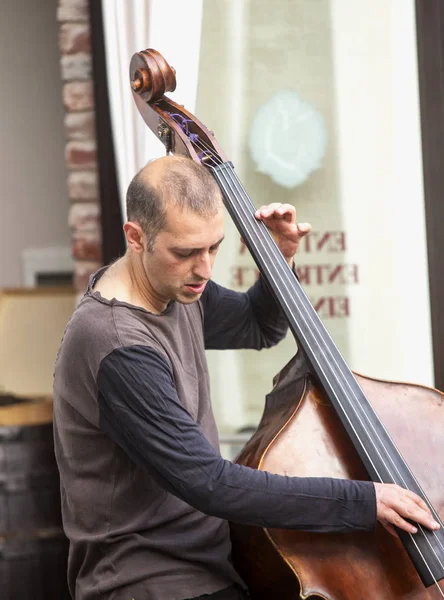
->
left=93, top=253, right=166, bottom=314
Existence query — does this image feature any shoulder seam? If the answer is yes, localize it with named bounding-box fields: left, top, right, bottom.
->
left=111, top=304, right=124, bottom=347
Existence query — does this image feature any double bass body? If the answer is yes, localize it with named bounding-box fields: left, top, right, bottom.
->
left=230, top=354, right=444, bottom=599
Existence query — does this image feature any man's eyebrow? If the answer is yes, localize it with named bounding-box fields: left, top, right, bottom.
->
left=170, top=236, right=225, bottom=252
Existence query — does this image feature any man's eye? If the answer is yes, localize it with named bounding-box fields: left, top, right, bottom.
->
left=176, top=251, right=193, bottom=258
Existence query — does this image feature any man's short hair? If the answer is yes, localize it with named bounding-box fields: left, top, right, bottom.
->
left=126, top=156, right=223, bottom=251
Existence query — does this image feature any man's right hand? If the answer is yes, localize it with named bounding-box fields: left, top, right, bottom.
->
left=374, top=482, right=440, bottom=537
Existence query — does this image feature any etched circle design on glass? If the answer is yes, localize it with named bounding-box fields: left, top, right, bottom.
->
left=249, top=90, right=328, bottom=188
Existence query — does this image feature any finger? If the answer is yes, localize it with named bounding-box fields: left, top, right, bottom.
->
left=406, top=490, right=434, bottom=514
left=255, top=203, right=282, bottom=218
left=296, top=222, right=312, bottom=236
left=275, top=204, right=296, bottom=222
left=255, top=204, right=295, bottom=221
left=408, top=506, right=440, bottom=530
left=398, top=496, right=440, bottom=530
left=384, top=508, right=418, bottom=534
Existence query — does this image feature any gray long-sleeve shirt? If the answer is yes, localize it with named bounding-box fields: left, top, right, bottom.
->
left=53, top=269, right=376, bottom=600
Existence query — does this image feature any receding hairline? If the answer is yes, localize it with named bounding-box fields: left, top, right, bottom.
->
left=136, top=155, right=223, bottom=210
left=137, top=155, right=176, bottom=192
left=125, top=156, right=224, bottom=250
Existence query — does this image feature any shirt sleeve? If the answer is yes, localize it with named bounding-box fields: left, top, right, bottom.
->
left=201, top=277, right=290, bottom=350
left=97, top=344, right=377, bottom=533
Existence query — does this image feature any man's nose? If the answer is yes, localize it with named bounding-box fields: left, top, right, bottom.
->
left=193, top=252, right=212, bottom=280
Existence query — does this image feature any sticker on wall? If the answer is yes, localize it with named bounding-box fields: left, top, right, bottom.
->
left=249, top=90, right=327, bottom=188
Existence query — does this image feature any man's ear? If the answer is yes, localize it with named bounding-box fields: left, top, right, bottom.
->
left=124, top=221, right=145, bottom=253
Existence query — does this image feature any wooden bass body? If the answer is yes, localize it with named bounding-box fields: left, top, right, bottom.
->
left=231, top=354, right=444, bottom=600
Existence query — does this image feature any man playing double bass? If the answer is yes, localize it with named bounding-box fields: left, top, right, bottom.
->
left=53, top=155, right=439, bottom=600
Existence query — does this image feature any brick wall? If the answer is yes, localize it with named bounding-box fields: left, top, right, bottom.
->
left=57, top=0, right=102, bottom=292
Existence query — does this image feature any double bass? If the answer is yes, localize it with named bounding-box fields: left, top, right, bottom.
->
left=128, top=48, right=444, bottom=599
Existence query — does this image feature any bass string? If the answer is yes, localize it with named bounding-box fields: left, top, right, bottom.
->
left=187, top=133, right=444, bottom=586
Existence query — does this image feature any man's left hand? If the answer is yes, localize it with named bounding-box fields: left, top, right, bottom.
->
left=254, top=203, right=311, bottom=266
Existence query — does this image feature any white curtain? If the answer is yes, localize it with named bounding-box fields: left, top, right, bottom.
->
left=101, top=0, right=204, bottom=222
